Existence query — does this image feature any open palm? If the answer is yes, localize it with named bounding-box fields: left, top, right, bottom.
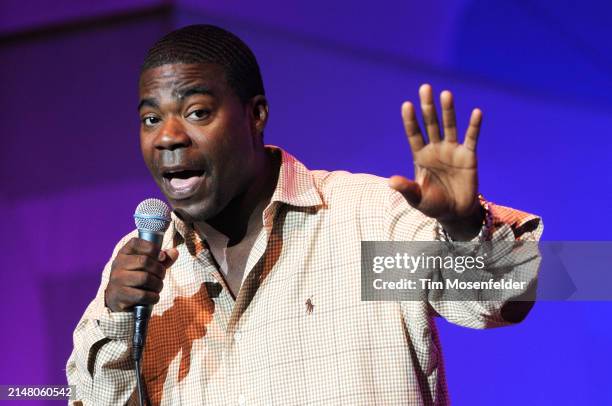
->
left=389, top=84, right=482, bottom=222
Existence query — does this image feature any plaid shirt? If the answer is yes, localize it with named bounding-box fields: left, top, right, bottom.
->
left=67, top=146, right=543, bottom=405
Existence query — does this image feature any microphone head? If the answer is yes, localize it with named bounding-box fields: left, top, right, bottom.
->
left=134, top=198, right=171, bottom=233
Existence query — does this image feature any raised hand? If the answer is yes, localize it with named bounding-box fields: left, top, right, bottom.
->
left=389, top=84, right=484, bottom=240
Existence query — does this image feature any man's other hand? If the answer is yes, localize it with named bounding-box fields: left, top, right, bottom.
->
left=389, top=84, right=484, bottom=240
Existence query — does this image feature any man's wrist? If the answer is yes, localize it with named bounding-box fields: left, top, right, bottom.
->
left=438, top=195, right=491, bottom=241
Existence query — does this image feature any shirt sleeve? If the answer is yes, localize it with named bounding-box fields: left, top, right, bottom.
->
left=66, top=230, right=140, bottom=405
left=384, top=189, right=544, bottom=329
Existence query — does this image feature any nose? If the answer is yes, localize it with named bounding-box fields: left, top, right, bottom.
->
left=154, top=117, right=191, bottom=150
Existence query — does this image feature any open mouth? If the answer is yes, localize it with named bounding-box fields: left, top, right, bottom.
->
left=162, top=169, right=205, bottom=198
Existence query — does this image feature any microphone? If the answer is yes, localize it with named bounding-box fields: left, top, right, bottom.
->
left=132, top=198, right=171, bottom=360
left=132, top=198, right=171, bottom=406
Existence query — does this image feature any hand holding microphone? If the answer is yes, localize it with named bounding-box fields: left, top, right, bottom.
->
left=104, top=238, right=178, bottom=313
left=104, top=199, right=178, bottom=313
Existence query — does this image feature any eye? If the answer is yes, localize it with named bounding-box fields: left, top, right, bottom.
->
left=142, top=116, right=160, bottom=127
left=186, top=109, right=211, bottom=121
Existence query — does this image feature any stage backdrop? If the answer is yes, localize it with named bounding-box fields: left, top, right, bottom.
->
left=1, top=1, right=610, bottom=404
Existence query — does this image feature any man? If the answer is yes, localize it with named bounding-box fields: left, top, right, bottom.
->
left=67, top=25, right=542, bottom=405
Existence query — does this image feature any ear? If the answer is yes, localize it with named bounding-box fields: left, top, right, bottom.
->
left=249, top=95, right=269, bottom=138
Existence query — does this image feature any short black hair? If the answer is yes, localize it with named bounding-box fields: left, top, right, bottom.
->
left=141, top=24, right=265, bottom=103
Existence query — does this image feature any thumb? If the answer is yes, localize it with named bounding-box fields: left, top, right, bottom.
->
left=388, top=175, right=422, bottom=207
left=159, top=248, right=179, bottom=268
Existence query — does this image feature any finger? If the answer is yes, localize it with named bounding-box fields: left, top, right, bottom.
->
left=122, top=255, right=165, bottom=279
left=419, top=84, right=441, bottom=143
left=160, top=248, right=179, bottom=268
left=440, top=90, right=458, bottom=143
left=401, top=101, right=425, bottom=153
left=463, top=108, right=483, bottom=151
left=388, top=175, right=422, bottom=207
left=120, top=237, right=159, bottom=259
left=121, top=270, right=164, bottom=292
left=118, top=286, right=160, bottom=308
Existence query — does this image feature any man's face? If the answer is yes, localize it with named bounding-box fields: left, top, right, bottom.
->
left=138, top=63, right=258, bottom=222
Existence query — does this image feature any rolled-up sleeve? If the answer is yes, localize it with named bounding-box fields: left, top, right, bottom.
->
left=384, top=189, right=544, bottom=329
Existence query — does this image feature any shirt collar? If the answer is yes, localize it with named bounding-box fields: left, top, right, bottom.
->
left=170, top=145, right=323, bottom=241
left=267, top=145, right=324, bottom=208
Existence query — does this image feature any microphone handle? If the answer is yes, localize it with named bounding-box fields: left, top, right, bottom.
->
left=132, top=230, right=164, bottom=362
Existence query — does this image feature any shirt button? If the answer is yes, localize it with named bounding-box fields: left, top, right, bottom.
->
left=234, top=331, right=242, bottom=342
left=237, top=394, right=246, bottom=405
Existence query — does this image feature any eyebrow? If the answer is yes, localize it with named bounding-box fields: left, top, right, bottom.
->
left=137, top=98, right=159, bottom=111
left=138, top=86, right=213, bottom=111
left=176, top=86, right=213, bottom=100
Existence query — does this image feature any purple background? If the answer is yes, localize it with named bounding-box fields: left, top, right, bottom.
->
left=1, top=1, right=611, bottom=404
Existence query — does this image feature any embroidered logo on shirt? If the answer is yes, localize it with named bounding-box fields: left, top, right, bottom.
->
left=305, top=297, right=314, bottom=315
